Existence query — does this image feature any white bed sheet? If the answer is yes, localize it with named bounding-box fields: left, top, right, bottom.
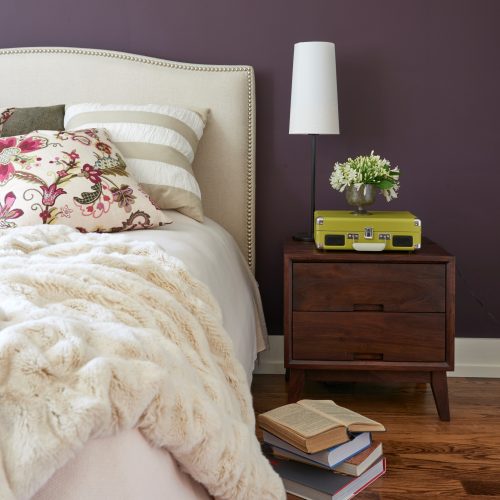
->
left=31, top=212, right=268, bottom=500
left=115, top=210, right=267, bottom=382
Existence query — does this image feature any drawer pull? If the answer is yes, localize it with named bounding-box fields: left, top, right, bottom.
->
left=353, top=352, right=383, bottom=361
left=353, top=303, right=384, bottom=312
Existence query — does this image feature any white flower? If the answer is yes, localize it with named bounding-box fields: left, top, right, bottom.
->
left=330, top=151, right=400, bottom=202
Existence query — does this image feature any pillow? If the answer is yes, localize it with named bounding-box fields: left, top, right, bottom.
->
left=65, top=103, right=208, bottom=222
left=0, top=128, right=171, bottom=232
left=0, top=105, right=65, bottom=136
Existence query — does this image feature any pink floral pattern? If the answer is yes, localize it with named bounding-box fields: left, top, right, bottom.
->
left=0, top=128, right=170, bottom=232
left=40, top=183, right=66, bottom=206
left=0, top=191, right=24, bottom=228
left=0, top=135, right=48, bottom=185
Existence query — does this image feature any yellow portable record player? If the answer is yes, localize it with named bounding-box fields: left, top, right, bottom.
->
left=314, top=210, right=422, bottom=251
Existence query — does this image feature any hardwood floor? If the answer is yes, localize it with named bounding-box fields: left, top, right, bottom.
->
left=251, top=375, right=500, bottom=499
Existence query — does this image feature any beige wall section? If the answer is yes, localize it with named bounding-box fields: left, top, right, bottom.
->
left=0, top=47, right=256, bottom=272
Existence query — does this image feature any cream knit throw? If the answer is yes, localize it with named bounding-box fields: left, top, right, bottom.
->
left=0, top=226, right=285, bottom=500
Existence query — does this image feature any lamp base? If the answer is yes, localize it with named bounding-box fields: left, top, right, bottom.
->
left=293, top=232, right=314, bottom=242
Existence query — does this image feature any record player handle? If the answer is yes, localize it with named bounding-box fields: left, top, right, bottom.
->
left=352, top=242, right=386, bottom=252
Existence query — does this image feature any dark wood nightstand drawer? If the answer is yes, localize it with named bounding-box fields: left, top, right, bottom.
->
left=284, top=239, right=455, bottom=420
left=293, top=263, right=446, bottom=313
left=292, top=312, right=446, bottom=362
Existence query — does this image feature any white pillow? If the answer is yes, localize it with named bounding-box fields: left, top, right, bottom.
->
left=65, top=103, right=208, bottom=222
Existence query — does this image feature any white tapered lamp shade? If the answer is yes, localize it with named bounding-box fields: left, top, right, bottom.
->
left=289, top=41, right=339, bottom=242
left=289, top=41, right=339, bottom=135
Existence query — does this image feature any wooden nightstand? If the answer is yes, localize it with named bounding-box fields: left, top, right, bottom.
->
left=284, top=238, right=455, bottom=420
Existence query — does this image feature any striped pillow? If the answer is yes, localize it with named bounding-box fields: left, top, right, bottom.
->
left=65, top=103, right=208, bottom=222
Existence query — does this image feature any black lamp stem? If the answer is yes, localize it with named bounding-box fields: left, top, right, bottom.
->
left=293, top=133, right=318, bottom=242
left=310, top=133, right=317, bottom=237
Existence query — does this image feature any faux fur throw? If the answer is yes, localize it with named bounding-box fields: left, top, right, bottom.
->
left=0, top=225, right=285, bottom=500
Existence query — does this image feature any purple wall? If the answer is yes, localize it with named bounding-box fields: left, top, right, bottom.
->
left=2, top=0, right=499, bottom=338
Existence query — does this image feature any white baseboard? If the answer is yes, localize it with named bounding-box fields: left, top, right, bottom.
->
left=253, top=336, right=500, bottom=378
left=450, top=338, right=500, bottom=377
left=254, top=335, right=286, bottom=374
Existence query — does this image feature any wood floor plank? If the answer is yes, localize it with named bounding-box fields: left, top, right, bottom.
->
left=252, top=375, right=500, bottom=499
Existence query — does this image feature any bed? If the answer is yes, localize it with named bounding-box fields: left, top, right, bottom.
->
left=0, top=48, right=284, bottom=500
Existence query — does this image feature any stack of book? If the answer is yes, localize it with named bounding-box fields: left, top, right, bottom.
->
left=258, top=400, right=386, bottom=500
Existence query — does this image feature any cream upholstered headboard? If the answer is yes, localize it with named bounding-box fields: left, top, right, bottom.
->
left=0, top=47, right=256, bottom=272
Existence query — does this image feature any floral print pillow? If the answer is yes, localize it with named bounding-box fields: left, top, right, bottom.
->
left=0, top=128, right=171, bottom=232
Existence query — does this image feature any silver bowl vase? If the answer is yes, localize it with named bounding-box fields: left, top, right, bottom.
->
left=345, top=184, right=376, bottom=214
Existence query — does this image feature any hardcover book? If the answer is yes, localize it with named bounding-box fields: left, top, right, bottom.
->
left=273, top=440, right=384, bottom=478
left=333, top=442, right=383, bottom=477
left=263, top=431, right=372, bottom=468
left=270, top=455, right=386, bottom=500
left=258, top=399, right=385, bottom=453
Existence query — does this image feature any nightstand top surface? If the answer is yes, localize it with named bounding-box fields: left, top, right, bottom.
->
left=284, top=237, right=453, bottom=262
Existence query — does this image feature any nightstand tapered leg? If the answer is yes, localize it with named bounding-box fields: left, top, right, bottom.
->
left=431, top=371, right=450, bottom=421
left=287, top=369, right=305, bottom=403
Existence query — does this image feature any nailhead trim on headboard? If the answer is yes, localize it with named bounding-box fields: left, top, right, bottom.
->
left=0, top=47, right=256, bottom=271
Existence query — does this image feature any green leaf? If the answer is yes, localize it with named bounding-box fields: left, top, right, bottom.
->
left=73, top=183, right=102, bottom=205
left=376, top=179, right=395, bottom=190
left=100, top=165, right=128, bottom=177
left=99, top=154, right=128, bottom=177
left=14, top=171, right=46, bottom=186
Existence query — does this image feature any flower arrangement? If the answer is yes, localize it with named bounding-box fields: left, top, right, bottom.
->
left=329, top=151, right=400, bottom=202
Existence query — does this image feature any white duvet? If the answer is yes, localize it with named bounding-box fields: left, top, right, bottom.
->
left=0, top=222, right=283, bottom=500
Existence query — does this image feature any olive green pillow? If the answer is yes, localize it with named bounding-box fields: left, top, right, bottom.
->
left=0, top=105, right=65, bottom=136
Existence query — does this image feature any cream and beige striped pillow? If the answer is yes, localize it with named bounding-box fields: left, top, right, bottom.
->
left=64, top=103, right=208, bottom=221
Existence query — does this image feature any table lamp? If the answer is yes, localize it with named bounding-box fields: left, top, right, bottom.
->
left=289, top=41, right=339, bottom=241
